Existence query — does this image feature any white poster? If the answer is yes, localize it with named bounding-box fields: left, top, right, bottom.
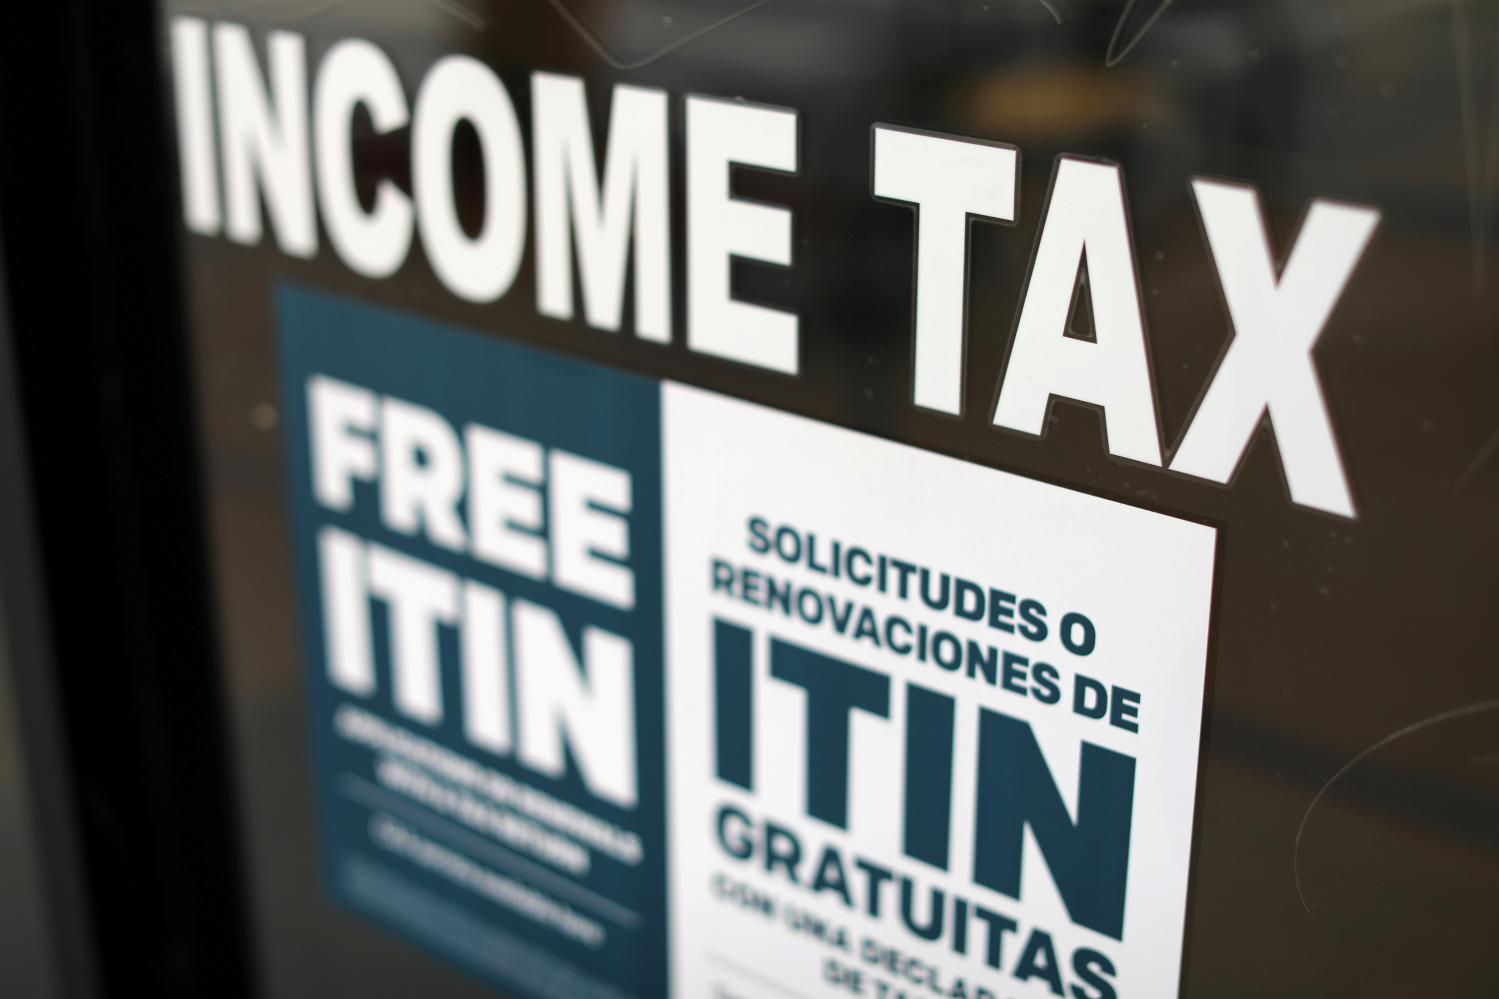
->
left=664, top=383, right=1216, bottom=999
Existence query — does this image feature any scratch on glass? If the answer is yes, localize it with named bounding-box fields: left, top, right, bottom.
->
left=1106, top=0, right=1179, bottom=68
left=1293, top=698, right=1499, bottom=913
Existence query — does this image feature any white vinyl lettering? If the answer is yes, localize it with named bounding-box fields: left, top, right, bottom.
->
left=994, top=157, right=1162, bottom=466
left=313, top=39, right=413, bottom=278
left=166, top=26, right=1390, bottom=518
left=533, top=73, right=670, bottom=342
left=412, top=56, right=526, bottom=303
left=686, top=96, right=800, bottom=374
left=873, top=125, right=1019, bottom=415
left=170, top=18, right=220, bottom=235
left=1170, top=180, right=1378, bottom=518
left=213, top=25, right=316, bottom=256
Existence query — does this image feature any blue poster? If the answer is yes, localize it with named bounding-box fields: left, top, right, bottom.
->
left=278, top=285, right=666, bottom=999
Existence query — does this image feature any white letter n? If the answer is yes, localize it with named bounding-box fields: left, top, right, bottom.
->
left=513, top=600, right=637, bottom=808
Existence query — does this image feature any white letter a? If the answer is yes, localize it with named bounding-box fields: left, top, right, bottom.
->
left=994, top=158, right=1161, bottom=466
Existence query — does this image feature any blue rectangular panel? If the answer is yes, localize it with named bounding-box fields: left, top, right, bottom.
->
left=277, top=285, right=665, bottom=999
